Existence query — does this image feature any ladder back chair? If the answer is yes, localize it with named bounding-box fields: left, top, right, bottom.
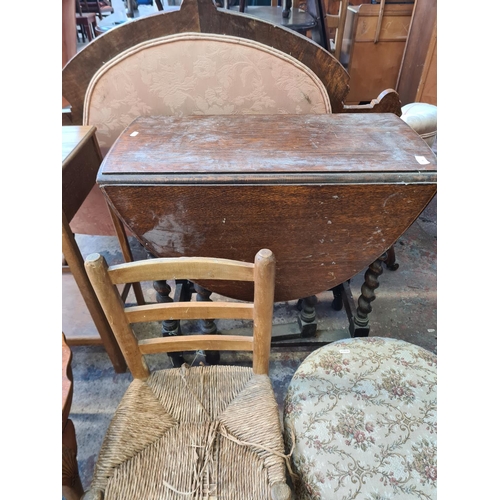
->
left=319, top=0, right=348, bottom=60
left=83, top=249, right=292, bottom=499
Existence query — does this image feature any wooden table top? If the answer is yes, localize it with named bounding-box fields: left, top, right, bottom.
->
left=98, top=113, right=436, bottom=301
left=99, top=114, right=436, bottom=183
left=62, top=125, right=97, bottom=166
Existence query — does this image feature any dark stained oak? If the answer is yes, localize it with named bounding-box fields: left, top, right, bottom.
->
left=98, top=113, right=436, bottom=302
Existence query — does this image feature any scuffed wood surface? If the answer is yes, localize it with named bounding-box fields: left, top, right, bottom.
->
left=100, top=114, right=436, bottom=178
left=99, top=113, right=436, bottom=302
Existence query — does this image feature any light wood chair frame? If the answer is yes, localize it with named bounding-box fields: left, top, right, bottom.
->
left=85, top=249, right=276, bottom=379
left=323, top=0, right=348, bottom=60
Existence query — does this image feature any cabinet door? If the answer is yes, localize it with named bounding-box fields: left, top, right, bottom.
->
left=62, top=0, right=77, bottom=67
left=397, top=0, right=437, bottom=105
left=342, top=3, right=414, bottom=104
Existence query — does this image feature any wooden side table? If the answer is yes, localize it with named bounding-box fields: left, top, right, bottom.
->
left=62, top=126, right=127, bottom=372
left=62, top=333, right=84, bottom=500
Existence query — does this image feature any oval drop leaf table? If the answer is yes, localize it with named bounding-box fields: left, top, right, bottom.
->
left=97, top=113, right=436, bottom=304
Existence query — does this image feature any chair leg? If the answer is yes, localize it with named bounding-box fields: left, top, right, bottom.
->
left=85, top=24, right=93, bottom=41
left=62, top=419, right=84, bottom=500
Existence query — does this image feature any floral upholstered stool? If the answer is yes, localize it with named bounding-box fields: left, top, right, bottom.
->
left=283, top=337, right=437, bottom=499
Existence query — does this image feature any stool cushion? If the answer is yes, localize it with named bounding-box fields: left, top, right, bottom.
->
left=284, top=337, right=437, bottom=499
left=401, top=102, right=437, bottom=148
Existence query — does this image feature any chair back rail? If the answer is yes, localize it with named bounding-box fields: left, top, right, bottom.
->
left=85, top=249, right=275, bottom=379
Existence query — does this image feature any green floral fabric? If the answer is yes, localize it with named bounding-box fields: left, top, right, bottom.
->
left=284, top=337, right=437, bottom=499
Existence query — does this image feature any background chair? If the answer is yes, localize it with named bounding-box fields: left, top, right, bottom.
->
left=77, top=0, right=114, bottom=19
left=75, top=12, right=98, bottom=42
left=283, top=336, right=437, bottom=499
left=83, top=249, right=292, bottom=499
left=317, top=0, right=348, bottom=59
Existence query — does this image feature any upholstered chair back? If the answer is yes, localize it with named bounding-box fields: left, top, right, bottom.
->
left=83, top=33, right=332, bottom=153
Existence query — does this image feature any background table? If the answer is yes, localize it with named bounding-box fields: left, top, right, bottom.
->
left=62, top=126, right=127, bottom=372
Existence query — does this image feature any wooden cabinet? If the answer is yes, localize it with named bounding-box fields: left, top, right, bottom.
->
left=340, top=2, right=414, bottom=104
left=62, top=0, right=77, bottom=67
left=396, top=0, right=437, bottom=105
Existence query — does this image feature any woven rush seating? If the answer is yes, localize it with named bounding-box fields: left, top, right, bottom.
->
left=283, top=337, right=437, bottom=499
left=83, top=249, right=291, bottom=500
left=88, top=366, right=287, bottom=499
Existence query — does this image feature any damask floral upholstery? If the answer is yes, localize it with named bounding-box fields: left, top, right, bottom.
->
left=284, top=337, right=437, bottom=500
left=83, top=32, right=332, bottom=152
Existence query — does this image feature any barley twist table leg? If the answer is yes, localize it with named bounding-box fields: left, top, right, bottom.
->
left=350, top=252, right=388, bottom=337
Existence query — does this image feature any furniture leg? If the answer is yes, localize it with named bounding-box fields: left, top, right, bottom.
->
left=152, top=273, right=185, bottom=367
left=79, top=24, right=86, bottom=43
left=173, top=279, right=195, bottom=303
left=297, top=295, right=318, bottom=337
left=153, top=279, right=180, bottom=337
left=107, top=204, right=145, bottom=305
left=62, top=212, right=127, bottom=372
left=385, top=243, right=399, bottom=270
left=193, top=283, right=220, bottom=364
left=283, top=0, right=292, bottom=18
left=349, top=252, right=388, bottom=337
left=62, top=418, right=84, bottom=500
left=330, top=284, right=343, bottom=311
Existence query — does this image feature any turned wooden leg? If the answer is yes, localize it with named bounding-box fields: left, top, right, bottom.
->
left=350, top=252, right=387, bottom=337
left=385, top=244, right=399, bottom=271
left=153, top=278, right=185, bottom=367
left=62, top=419, right=84, bottom=500
left=297, top=295, right=318, bottom=337
left=193, top=283, right=220, bottom=364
